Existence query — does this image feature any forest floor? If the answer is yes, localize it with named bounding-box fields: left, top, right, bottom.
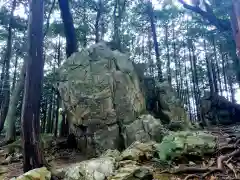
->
left=1, top=125, right=240, bottom=180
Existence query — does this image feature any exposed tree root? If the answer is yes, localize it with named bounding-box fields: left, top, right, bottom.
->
left=171, top=167, right=218, bottom=174
left=217, top=145, right=237, bottom=154
left=201, top=168, right=223, bottom=179
left=0, top=139, right=15, bottom=147
left=224, top=161, right=238, bottom=179
left=217, top=149, right=240, bottom=169
left=184, top=174, right=201, bottom=180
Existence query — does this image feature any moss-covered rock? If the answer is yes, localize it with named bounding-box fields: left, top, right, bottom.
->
left=154, top=131, right=217, bottom=163
left=11, top=167, right=51, bottom=180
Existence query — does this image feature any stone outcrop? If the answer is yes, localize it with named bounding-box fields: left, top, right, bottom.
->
left=200, top=92, right=240, bottom=125
left=57, top=42, right=148, bottom=154
left=57, top=42, right=190, bottom=154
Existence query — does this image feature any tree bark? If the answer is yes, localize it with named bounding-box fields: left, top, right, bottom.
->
left=54, top=38, right=61, bottom=137
left=212, top=35, right=223, bottom=94
left=231, top=0, right=240, bottom=58
left=58, top=0, right=78, bottom=58
left=172, top=22, right=179, bottom=96
left=46, top=92, right=53, bottom=133
left=21, top=0, right=44, bottom=172
left=204, top=40, right=215, bottom=95
left=147, top=1, right=163, bottom=82
left=113, top=0, right=126, bottom=51
left=220, top=44, right=229, bottom=98
left=165, top=24, right=171, bottom=85
left=95, top=0, right=102, bottom=43
left=5, top=63, right=26, bottom=142
left=11, top=55, right=18, bottom=93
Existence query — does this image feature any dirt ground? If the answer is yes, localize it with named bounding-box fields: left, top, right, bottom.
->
left=1, top=125, right=240, bottom=180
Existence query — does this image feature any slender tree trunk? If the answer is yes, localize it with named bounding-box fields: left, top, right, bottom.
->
left=41, top=98, right=47, bottom=133
left=165, top=24, right=171, bottom=85
left=60, top=101, right=68, bottom=137
left=0, top=0, right=17, bottom=133
left=58, top=0, right=78, bottom=58
left=147, top=29, right=154, bottom=76
left=100, top=11, right=105, bottom=40
left=5, top=63, right=26, bottom=142
left=21, top=0, right=44, bottom=172
left=113, top=0, right=126, bottom=51
left=188, top=39, right=201, bottom=122
left=51, top=93, right=55, bottom=133
left=220, top=44, right=229, bottom=98
left=226, top=53, right=236, bottom=103
left=54, top=38, right=61, bottom=137
left=172, top=22, right=179, bottom=95
left=0, top=61, right=5, bottom=97
left=204, top=40, right=214, bottom=95
left=11, top=55, right=18, bottom=93
left=211, top=39, right=219, bottom=93
left=183, top=46, right=192, bottom=121
left=46, top=92, right=53, bottom=133
left=95, top=0, right=102, bottom=43
left=212, top=35, right=223, bottom=95
left=83, top=0, right=87, bottom=47
left=231, top=0, right=240, bottom=58
left=147, top=1, right=162, bottom=82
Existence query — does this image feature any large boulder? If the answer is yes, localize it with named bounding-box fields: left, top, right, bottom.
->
left=200, top=92, right=240, bottom=125
left=124, top=114, right=166, bottom=146
left=154, top=131, right=217, bottom=163
left=155, top=81, right=192, bottom=128
left=57, top=42, right=146, bottom=154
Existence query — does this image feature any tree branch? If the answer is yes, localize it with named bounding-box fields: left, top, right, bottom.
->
left=178, top=0, right=231, bottom=32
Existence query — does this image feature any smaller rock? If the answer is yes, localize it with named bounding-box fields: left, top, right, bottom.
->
left=120, top=141, right=155, bottom=162
left=189, top=161, right=196, bottom=166
left=133, top=168, right=153, bottom=179
left=1, top=155, right=13, bottom=165
left=0, top=166, right=8, bottom=174
left=101, top=149, right=121, bottom=160
left=62, top=157, right=116, bottom=180
left=118, top=160, right=138, bottom=167
left=13, top=167, right=51, bottom=180
left=108, top=160, right=152, bottom=180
